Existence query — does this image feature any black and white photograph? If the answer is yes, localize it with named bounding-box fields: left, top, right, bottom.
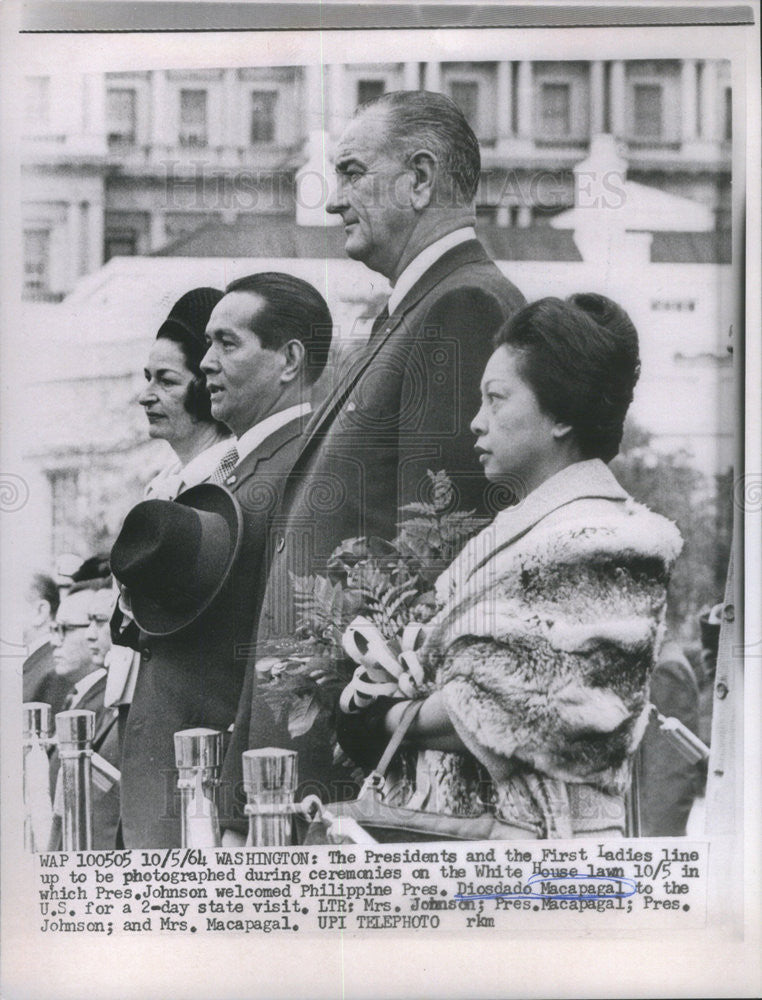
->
left=1, top=2, right=759, bottom=998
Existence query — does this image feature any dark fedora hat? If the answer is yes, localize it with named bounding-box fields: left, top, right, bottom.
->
left=110, top=484, right=243, bottom=637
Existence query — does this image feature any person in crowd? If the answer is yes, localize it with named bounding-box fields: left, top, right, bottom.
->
left=22, top=572, right=69, bottom=717
left=338, top=294, right=683, bottom=840
left=697, top=602, right=722, bottom=748
left=638, top=636, right=702, bottom=837
left=222, top=89, right=526, bottom=830
left=48, top=574, right=120, bottom=849
left=111, top=272, right=333, bottom=847
left=139, top=286, right=231, bottom=499
left=50, top=584, right=100, bottom=699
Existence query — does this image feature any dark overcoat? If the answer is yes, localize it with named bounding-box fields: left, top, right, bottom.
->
left=221, top=240, right=525, bottom=821
left=23, top=641, right=70, bottom=718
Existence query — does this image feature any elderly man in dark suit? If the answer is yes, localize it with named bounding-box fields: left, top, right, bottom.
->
left=113, top=273, right=333, bottom=847
left=221, top=90, right=525, bottom=838
left=48, top=579, right=120, bottom=850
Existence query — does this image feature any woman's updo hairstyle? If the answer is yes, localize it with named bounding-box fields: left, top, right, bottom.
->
left=493, top=293, right=640, bottom=463
left=155, top=287, right=225, bottom=426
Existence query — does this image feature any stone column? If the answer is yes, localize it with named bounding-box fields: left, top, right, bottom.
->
left=424, top=62, right=441, bottom=93
left=609, top=60, right=626, bottom=138
left=681, top=59, right=698, bottom=142
left=403, top=62, right=419, bottom=91
left=222, top=68, right=239, bottom=149
left=150, top=212, right=167, bottom=251
left=496, top=61, right=513, bottom=142
left=496, top=205, right=511, bottom=227
left=517, top=204, right=532, bottom=228
left=87, top=197, right=104, bottom=272
left=329, top=63, right=345, bottom=137
left=83, top=73, right=106, bottom=142
left=66, top=202, right=81, bottom=290
left=78, top=202, right=89, bottom=277
left=589, top=60, right=605, bottom=135
left=58, top=71, right=82, bottom=140
left=151, top=70, right=168, bottom=151
left=700, top=59, right=718, bottom=141
left=303, top=64, right=323, bottom=135
left=516, top=61, right=533, bottom=138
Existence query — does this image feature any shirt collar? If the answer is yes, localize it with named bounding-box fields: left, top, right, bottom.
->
left=70, top=667, right=107, bottom=707
left=235, top=402, right=311, bottom=462
left=180, top=437, right=234, bottom=489
left=387, top=227, right=476, bottom=314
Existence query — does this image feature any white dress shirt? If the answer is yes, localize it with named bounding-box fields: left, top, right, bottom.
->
left=143, top=436, right=233, bottom=500
left=234, top=402, right=311, bottom=462
left=387, top=227, right=477, bottom=314
left=68, top=667, right=107, bottom=709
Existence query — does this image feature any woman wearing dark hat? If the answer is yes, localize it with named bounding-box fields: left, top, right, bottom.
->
left=139, top=287, right=231, bottom=500
left=109, top=288, right=233, bottom=845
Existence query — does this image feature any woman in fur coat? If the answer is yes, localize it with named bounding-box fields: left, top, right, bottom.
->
left=338, top=293, right=683, bottom=839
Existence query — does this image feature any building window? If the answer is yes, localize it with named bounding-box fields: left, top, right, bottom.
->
left=25, top=76, right=50, bottom=126
left=179, top=89, right=208, bottom=147
left=250, top=91, right=277, bottom=144
left=104, top=230, right=138, bottom=261
left=107, top=88, right=137, bottom=146
left=724, top=87, right=732, bottom=141
left=540, top=82, right=571, bottom=138
left=632, top=84, right=663, bottom=138
left=357, top=79, right=385, bottom=107
left=23, top=229, right=50, bottom=298
left=449, top=81, right=480, bottom=131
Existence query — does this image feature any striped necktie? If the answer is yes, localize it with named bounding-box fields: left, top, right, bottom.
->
left=208, top=444, right=239, bottom=485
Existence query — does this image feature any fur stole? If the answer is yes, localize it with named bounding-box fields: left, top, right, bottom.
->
left=424, top=491, right=683, bottom=803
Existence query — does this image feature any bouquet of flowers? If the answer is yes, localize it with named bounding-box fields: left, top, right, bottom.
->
left=257, top=471, right=489, bottom=751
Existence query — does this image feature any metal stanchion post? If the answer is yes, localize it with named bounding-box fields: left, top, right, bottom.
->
left=23, top=703, right=54, bottom=852
left=56, top=710, right=95, bottom=851
left=174, top=728, right=223, bottom=848
left=243, top=748, right=298, bottom=846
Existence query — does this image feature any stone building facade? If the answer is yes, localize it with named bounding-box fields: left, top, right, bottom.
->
left=22, top=58, right=731, bottom=301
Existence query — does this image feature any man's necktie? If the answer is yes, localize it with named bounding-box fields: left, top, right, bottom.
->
left=209, top=444, right=239, bottom=485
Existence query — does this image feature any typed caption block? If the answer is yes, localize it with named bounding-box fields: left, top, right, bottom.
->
left=36, top=841, right=709, bottom=935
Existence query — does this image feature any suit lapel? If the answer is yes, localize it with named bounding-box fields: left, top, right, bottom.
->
left=298, top=239, right=492, bottom=456
left=229, top=415, right=308, bottom=491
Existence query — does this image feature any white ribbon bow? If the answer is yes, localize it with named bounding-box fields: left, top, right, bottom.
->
left=339, top=617, right=431, bottom=714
